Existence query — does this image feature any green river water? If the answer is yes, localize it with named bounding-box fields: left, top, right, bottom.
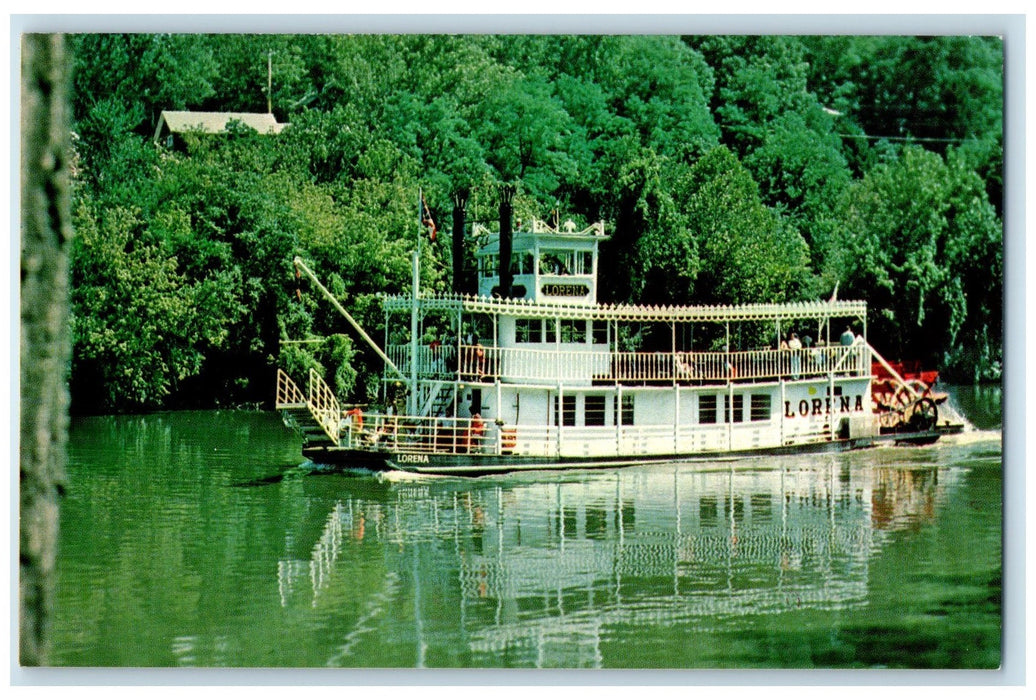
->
left=47, top=385, right=1004, bottom=671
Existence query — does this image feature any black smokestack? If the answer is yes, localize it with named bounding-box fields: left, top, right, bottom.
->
left=498, top=184, right=516, bottom=298
left=451, top=188, right=469, bottom=295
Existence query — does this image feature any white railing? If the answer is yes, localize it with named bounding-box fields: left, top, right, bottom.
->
left=386, top=344, right=457, bottom=379
left=341, top=412, right=846, bottom=459
left=342, top=413, right=493, bottom=455
left=473, top=218, right=606, bottom=238
left=308, top=369, right=341, bottom=443
left=386, top=343, right=871, bottom=384
left=275, top=369, right=341, bottom=445
left=276, top=368, right=307, bottom=407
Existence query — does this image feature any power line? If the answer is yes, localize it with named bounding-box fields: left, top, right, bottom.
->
left=835, top=133, right=975, bottom=144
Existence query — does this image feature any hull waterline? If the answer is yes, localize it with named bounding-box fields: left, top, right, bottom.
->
left=301, top=424, right=963, bottom=477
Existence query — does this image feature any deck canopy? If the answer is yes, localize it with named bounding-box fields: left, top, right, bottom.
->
left=382, top=291, right=867, bottom=324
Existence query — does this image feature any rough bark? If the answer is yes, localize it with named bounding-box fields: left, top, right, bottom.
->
left=20, top=32, right=71, bottom=667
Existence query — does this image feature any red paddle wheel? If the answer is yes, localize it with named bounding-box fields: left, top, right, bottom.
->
left=871, top=361, right=947, bottom=432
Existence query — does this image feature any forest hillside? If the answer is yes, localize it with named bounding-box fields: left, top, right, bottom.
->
left=65, top=34, right=1004, bottom=413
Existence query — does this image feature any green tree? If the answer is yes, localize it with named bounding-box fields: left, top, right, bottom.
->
left=692, top=36, right=817, bottom=155
left=690, top=36, right=853, bottom=273
left=477, top=72, right=579, bottom=200
left=69, top=34, right=218, bottom=122
left=743, top=111, right=851, bottom=268
left=584, top=36, right=718, bottom=161
left=639, top=147, right=812, bottom=307
left=196, top=34, right=311, bottom=115
left=802, top=35, right=1003, bottom=208
left=70, top=203, right=245, bottom=411
left=832, top=145, right=1001, bottom=377
left=62, top=32, right=1005, bottom=413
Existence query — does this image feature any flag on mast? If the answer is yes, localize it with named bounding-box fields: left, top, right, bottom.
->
left=421, top=193, right=437, bottom=243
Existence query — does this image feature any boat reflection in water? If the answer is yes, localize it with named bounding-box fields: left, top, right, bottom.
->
left=276, top=455, right=956, bottom=668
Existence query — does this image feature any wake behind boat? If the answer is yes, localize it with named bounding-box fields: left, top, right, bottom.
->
left=277, top=216, right=962, bottom=476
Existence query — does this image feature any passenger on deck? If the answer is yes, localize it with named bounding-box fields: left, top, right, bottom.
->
left=839, top=326, right=859, bottom=375
left=462, top=413, right=486, bottom=453
left=462, top=336, right=487, bottom=379
left=675, top=352, right=697, bottom=382
left=474, top=338, right=486, bottom=377
left=724, top=344, right=737, bottom=381
left=429, top=337, right=444, bottom=375
left=802, top=335, right=814, bottom=372
left=788, top=333, right=802, bottom=379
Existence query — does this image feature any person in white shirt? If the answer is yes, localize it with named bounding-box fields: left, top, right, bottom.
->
left=788, top=333, right=802, bottom=379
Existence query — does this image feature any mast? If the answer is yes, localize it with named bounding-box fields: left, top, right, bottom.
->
left=267, top=50, right=273, bottom=114
left=409, top=250, right=420, bottom=415
left=292, top=257, right=404, bottom=380
left=411, top=187, right=428, bottom=415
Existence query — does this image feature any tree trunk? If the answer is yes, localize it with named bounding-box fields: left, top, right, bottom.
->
left=20, top=33, right=72, bottom=667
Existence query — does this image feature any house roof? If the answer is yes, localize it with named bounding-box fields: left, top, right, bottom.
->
left=154, top=110, right=288, bottom=141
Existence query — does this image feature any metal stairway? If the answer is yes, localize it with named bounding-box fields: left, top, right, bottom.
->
left=419, top=381, right=456, bottom=419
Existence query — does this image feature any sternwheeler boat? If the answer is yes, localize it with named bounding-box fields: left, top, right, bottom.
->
left=277, top=216, right=962, bottom=476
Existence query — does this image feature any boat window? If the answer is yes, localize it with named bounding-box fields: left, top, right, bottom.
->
left=539, top=249, right=594, bottom=276
left=515, top=318, right=542, bottom=343
left=699, top=395, right=718, bottom=424
left=512, top=252, right=534, bottom=275
left=592, top=320, right=608, bottom=345
left=750, top=394, right=771, bottom=422
left=516, top=318, right=544, bottom=343
left=580, top=251, right=594, bottom=275
left=554, top=395, right=576, bottom=427
left=615, top=394, right=634, bottom=425
left=584, top=395, right=606, bottom=426
left=540, top=251, right=569, bottom=275
left=560, top=319, right=587, bottom=343
left=725, top=394, right=744, bottom=423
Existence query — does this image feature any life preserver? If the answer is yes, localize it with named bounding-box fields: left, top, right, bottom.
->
left=501, top=429, right=517, bottom=450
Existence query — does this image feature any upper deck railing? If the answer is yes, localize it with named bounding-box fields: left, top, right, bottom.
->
left=382, top=292, right=868, bottom=324
left=473, top=219, right=607, bottom=239
left=386, top=343, right=870, bottom=385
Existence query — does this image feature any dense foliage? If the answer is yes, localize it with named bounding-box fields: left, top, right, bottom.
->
left=65, top=34, right=1003, bottom=413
